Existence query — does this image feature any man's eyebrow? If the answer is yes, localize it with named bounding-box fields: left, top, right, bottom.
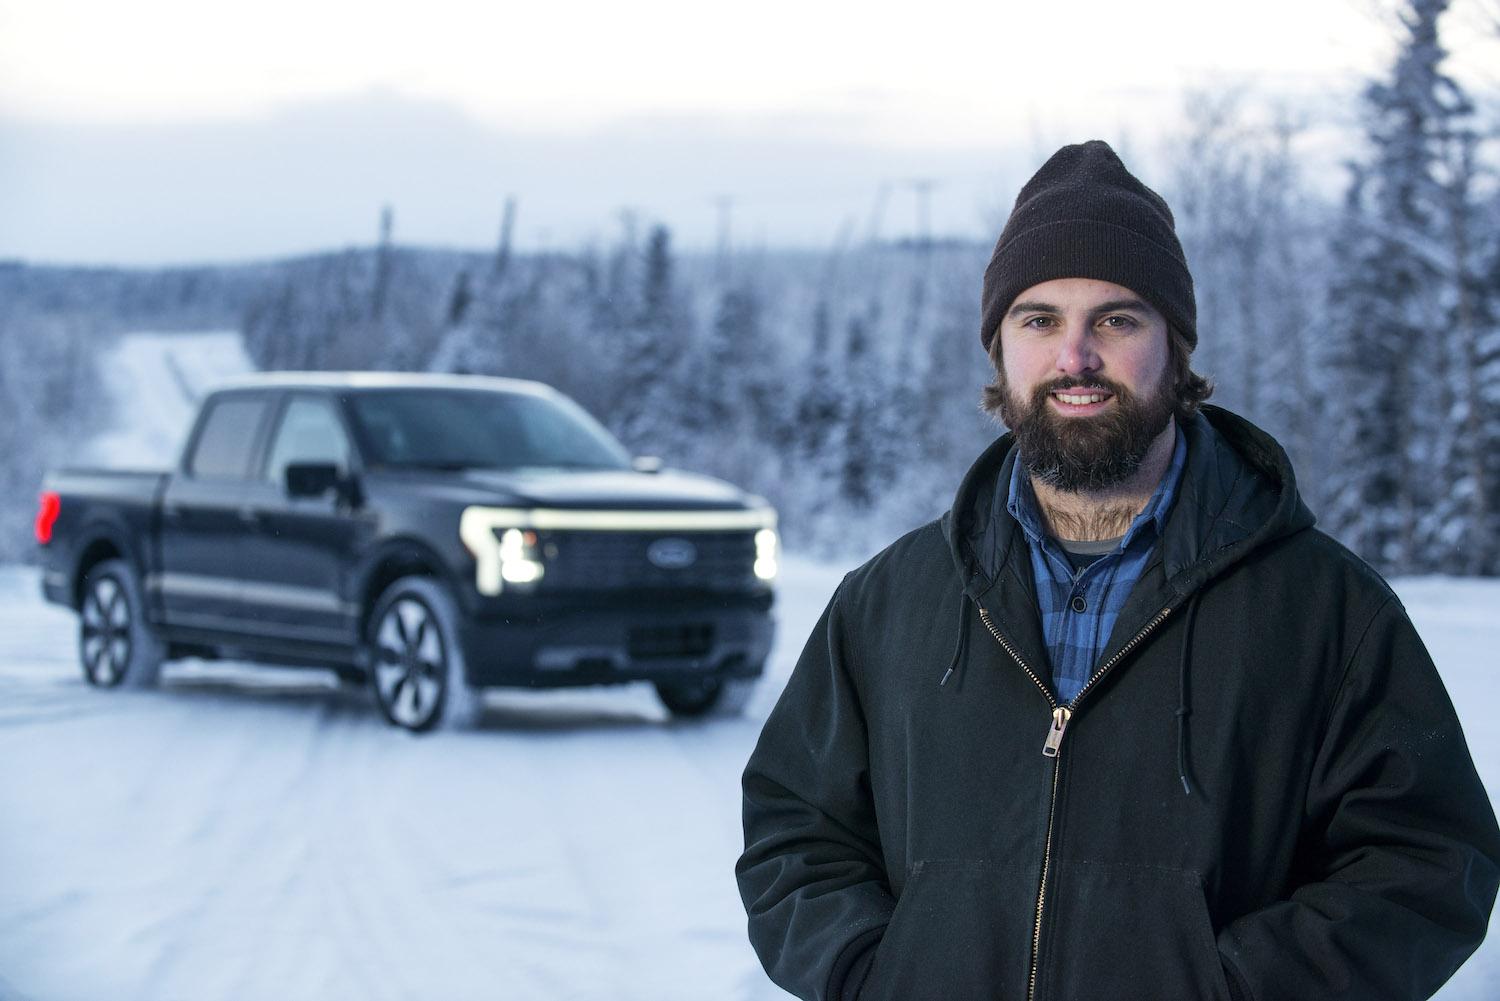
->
left=1006, top=298, right=1154, bottom=319
left=1091, top=298, right=1152, bottom=314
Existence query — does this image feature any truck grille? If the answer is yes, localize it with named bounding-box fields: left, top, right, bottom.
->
left=541, top=530, right=757, bottom=591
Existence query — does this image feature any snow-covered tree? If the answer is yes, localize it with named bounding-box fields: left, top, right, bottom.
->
left=1428, top=129, right=1500, bottom=573
left=840, top=301, right=909, bottom=513
left=0, top=308, right=108, bottom=559
left=612, top=224, right=689, bottom=456
left=1325, top=0, right=1479, bottom=574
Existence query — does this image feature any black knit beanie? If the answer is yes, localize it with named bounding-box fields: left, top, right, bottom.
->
left=979, top=140, right=1195, bottom=353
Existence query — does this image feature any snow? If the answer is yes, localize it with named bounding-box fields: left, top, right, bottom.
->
left=1, top=562, right=1497, bottom=1000
left=0, top=558, right=826, bottom=1001
left=83, top=331, right=252, bottom=469
left=1, top=332, right=1494, bottom=1000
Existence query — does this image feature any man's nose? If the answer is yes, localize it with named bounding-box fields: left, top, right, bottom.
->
left=1055, top=321, right=1101, bottom=375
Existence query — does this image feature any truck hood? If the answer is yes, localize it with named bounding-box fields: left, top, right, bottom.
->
left=457, top=466, right=756, bottom=510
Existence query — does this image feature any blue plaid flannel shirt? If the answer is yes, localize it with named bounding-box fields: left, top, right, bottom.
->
left=1004, top=425, right=1188, bottom=704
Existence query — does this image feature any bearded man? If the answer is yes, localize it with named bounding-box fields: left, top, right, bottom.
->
left=736, top=141, right=1499, bottom=1001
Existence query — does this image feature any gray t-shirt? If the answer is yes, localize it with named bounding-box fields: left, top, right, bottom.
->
left=1057, top=534, right=1125, bottom=576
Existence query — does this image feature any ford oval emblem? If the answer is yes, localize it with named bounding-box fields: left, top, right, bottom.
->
left=647, top=537, right=697, bottom=569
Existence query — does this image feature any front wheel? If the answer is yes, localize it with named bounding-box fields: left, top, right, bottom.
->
left=366, top=576, right=481, bottom=732
left=78, top=558, right=165, bottom=689
left=655, top=675, right=758, bottom=719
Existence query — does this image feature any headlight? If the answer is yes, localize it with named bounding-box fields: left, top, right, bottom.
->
left=499, top=529, right=545, bottom=584
left=754, top=528, right=779, bottom=581
left=460, top=507, right=545, bottom=595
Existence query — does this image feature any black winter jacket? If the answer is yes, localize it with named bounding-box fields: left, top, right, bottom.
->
left=737, top=406, right=1500, bottom=1001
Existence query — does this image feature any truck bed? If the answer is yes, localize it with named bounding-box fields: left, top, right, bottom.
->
left=37, top=468, right=169, bottom=608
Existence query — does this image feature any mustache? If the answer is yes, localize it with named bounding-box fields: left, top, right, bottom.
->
left=1034, top=375, right=1128, bottom=398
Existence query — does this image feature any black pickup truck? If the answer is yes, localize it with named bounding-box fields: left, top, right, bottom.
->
left=35, top=372, right=777, bottom=730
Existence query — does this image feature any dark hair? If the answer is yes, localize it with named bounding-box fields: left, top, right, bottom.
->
left=980, top=326, right=1213, bottom=424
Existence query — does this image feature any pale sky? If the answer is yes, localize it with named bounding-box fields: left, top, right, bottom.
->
left=1, top=0, right=1494, bottom=264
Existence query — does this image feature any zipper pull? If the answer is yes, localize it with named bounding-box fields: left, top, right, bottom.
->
left=1042, top=707, right=1072, bottom=758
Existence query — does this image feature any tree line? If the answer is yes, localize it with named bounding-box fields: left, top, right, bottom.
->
left=2, top=0, right=1495, bottom=575
left=237, top=0, right=1500, bottom=575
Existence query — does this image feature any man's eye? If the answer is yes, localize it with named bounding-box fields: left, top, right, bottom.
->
left=1101, top=315, right=1137, bottom=329
left=1023, top=316, right=1055, bottom=329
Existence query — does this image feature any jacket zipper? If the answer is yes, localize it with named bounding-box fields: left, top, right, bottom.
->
left=1069, top=605, right=1174, bottom=711
left=977, top=602, right=1175, bottom=1001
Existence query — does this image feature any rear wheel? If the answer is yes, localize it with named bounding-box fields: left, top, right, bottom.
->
left=655, top=675, right=757, bottom=719
left=78, top=558, right=164, bottom=689
left=366, top=576, right=481, bottom=732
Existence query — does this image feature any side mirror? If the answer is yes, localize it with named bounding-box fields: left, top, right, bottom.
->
left=285, top=462, right=344, bottom=498
left=632, top=455, right=664, bottom=474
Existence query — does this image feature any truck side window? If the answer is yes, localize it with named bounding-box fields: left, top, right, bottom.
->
left=265, top=396, right=351, bottom=485
left=187, top=397, right=268, bottom=480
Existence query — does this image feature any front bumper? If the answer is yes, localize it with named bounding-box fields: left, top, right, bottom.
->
left=459, top=590, right=775, bottom=688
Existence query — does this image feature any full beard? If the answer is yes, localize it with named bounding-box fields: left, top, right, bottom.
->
left=996, top=372, right=1177, bottom=493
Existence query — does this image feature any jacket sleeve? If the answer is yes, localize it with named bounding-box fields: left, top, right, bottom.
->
left=1217, top=595, right=1500, bottom=1001
left=736, top=576, right=895, bottom=1001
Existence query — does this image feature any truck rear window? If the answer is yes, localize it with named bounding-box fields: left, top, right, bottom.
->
left=188, top=397, right=268, bottom=479
left=346, top=389, right=631, bottom=472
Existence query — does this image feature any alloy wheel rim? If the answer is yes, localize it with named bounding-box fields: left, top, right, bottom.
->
left=80, top=576, right=131, bottom=686
left=373, top=598, right=445, bottom=728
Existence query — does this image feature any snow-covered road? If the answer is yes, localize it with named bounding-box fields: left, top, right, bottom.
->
left=82, top=331, right=252, bottom=470
left=0, top=559, right=830, bottom=1001
left=2, top=333, right=1494, bottom=1000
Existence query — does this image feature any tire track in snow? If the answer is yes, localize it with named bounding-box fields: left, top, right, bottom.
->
left=341, top=727, right=591, bottom=1001
left=125, top=692, right=362, bottom=1000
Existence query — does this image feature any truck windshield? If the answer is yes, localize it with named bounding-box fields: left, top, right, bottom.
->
left=346, top=389, right=632, bottom=472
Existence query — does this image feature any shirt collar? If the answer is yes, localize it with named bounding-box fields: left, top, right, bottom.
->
left=1005, top=420, right=1188, bottom=552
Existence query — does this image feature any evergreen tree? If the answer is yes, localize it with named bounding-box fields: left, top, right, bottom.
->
left=614, top=224, right=686, bottom=455
left=796, top=300, right=843, bottom=461
left=1431, top=130, right=1500, bottom=573
left=1325, top=0, right=1474, bottom=574
left=840, top=302, right=906, bottom=514
left=1252, top=115, right=1331, bottom=516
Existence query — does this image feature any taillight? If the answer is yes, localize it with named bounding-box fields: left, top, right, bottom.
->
left=35, top=491, right=60, bottom=545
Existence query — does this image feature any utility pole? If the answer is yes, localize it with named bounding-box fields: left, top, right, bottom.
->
left=905, top=177, right=936, bottom=252
left=820, top=216, right=856, bottom=296
left=714, top=194, right=734, bottom=283
left=902, top=179, right=938, bottom=371
left=864, top=182, right=891, bottom=246
left=617, top=208, right=639, bottom=249
left=372, top=203, right=394, bottom=321
left=494, top=196, right=517, bottom=280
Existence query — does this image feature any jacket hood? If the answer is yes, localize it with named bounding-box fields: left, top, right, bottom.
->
left=940, top=404, right=1316, bottom=600
left=936, top=406, right=1318, bottom=796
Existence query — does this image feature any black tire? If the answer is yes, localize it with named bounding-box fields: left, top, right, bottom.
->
left=78, top=558, right=165, bottom=689
left=655, top=675, right=758, bottom=719
left=366, top=576, right=481, bottom=732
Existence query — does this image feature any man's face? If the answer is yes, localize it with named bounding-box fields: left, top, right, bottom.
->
left=994, top=278, right=1175, bottom=493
